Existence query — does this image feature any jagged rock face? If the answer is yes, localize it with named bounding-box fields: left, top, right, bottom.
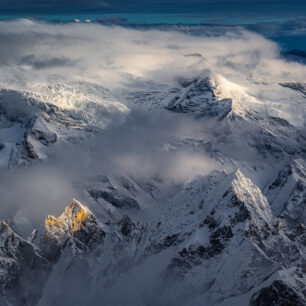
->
left=36, top=207, right=145, bottom=305
left=250, top=280, right=305, bottom=306
left=0, top=221, right=23, bottom=290
left=266, top=159, right=306, bottom=227
left=0, top=221, right=50, bottom=305
left=0, top=167, right=305, bottom=305
left=0, top=89, right=97, bottom=168
left=33, top=200, right=105, bottom=261
left=1, top=199, right=146, bottom=305
left=0, top=200, right=109, bottom=305
left=166, top=77, right=233, bottom=120
left=279, top=82, right=306, bottom=97
left=127, top=170, right=304, bottom=306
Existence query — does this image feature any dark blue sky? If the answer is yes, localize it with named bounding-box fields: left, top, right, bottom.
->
left=0, top=0, right=305, bottom=15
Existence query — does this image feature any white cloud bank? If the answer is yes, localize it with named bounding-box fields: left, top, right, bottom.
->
left=0, top=19, right=305, bottom=125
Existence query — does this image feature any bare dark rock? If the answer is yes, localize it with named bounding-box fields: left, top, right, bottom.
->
left=250, top=280, right=304, bottom=306
left=230, top=195, right=251, bottom=223
left=30, top=129, right=57, bottom=146
left=118, top=215, right=136, bottom=236
left=200, top=215, right=218, bottom=229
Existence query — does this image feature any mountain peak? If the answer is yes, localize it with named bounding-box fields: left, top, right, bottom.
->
left=45, top=199, right=90, bottom=235
left=0, top=220, right=10, bottom=233
left=34, top=199, right=105, bottom=261
left=166, top=76, right=234, bottom=120
left=229, top=169, right=273, bottom=227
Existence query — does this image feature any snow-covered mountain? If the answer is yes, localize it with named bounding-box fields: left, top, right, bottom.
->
left=0, top=72, right=305, bottom=305
left=0, top=21, right=305, bottom=306
left=0, top=167, right=305, bottom=305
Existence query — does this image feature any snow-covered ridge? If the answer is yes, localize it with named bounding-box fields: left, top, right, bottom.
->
left=0, top=166, right=305, bottom=305
left=0, top=87, right=129, bottom=168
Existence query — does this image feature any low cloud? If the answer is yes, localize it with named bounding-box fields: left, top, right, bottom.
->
left=0, top=19, right=305, bottom=89
left=0, top=165, right=75, bottom=235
